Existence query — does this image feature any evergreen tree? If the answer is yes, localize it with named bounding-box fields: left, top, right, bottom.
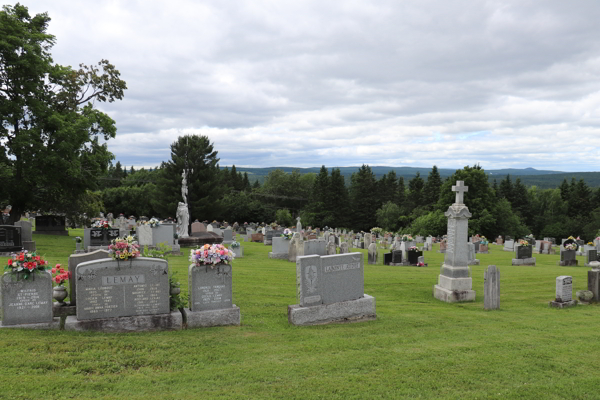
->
left=498, top=175, right=513, bottom=202
left=558, top=178, right=570, bottom=201
left=349, top=165, right=377, bottom=231
left=242, top=172, right=251, bottom=191
left=396, top=177, right=406, bottom=210
left=329, top=168, right=349, bottom=228
left=407, top=172, right=425, bottom=212
left=423, top=166, right=442, bottom=209
left=253, top=180, right=261, bottom=189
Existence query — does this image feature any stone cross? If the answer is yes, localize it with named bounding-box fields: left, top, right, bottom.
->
left=451, top=181, right=468, bottom=204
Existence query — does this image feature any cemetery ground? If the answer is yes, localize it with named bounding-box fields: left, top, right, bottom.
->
left=1, top=234, right=599, bottom=400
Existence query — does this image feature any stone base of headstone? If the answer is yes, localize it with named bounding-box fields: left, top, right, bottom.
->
left=87, top=245, right=109, bottom=253
left=263, top=239, right=272, bottom=246
left=73, top=249, right=86, bottom=255
left=558, top=260, right=578, bottom=266
left=268, top=252, right=288, bottom=260
left=434, top=285, right=476, bottom=303
left=0, top=318, right=60, bottom=330
left=288, top=294, right=376, bottom=326
left=184, top=306, right=241, bottom=328
left=53, top=304, right=76, bottom=317
left=169, top=244, right=182, bottom=256
left=22, top=241, right=36, bottom=252
left=468, top=259, right=480, bottom=265
left=64, top=311, right=183, bottom=332
left=511, top=257, right=536, bottom=266
left=548, top=300, right=577, bottom=309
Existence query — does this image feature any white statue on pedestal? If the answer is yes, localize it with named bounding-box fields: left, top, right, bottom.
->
left=176, top=201, right=189, bottom=238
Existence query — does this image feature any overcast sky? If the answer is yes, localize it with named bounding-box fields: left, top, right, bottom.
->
left=19, top=1, right=600, bottom=171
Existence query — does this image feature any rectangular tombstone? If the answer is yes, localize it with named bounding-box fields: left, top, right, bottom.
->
left=484, top=265, right=500, bottom=310
left=14, top=220, right=32, bottom=242
left=391, top=250, right=403, bottom=264
left=556, top=276, right=573, bottom=302
left=296, top=253, right=364, bottom=307
left=587, top=249, right=598, bottom=265
left=152, top=225, right=174, bottom=246
left=515, top=245, right=533, bottom=259
left=561, top=250, right=576, bottom=262
left=35, top=215, right=66, bottom=233
left=223, top=228, right=233, bottom=243
left=0, top=225, right=22, bottom=252
left=75, top=257, right=169, bottom=320
left=303, top=240, right=327, bottom=256
left=137, top=225, right=153, bottom=246
left=68, top=249, right=111, bottom=306
left=588, top=269, right=600, bottom=302
left=384, top=252, right=393, bottom=265
left=1, top=271, right=53, bottom=325
left=188, top=263, right=233, bottom=311
left=444, top=216, right=469, bottom=267
left=272, top=237, right=291, bottom=254
left=503, top=240, right=514, bottom=251
left=407, top=250, right=422, bottom=265
left=251, top=233, right=263, bottom=242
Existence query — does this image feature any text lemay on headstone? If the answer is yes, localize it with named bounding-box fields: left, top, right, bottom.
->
left=75, top=258, right=170, bottom=320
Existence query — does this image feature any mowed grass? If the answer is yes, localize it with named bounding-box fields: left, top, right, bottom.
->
left=1, top=232, right=599, bottom=399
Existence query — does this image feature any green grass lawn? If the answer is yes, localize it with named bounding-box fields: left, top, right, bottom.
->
left=1, top=232, right=598, bottom=399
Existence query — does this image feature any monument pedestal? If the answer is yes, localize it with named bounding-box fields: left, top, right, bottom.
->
left=433, top=265, right=476, bottom=303
left=288, top=294, right=376, bottom=326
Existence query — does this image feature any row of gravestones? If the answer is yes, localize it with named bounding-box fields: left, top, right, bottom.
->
left=0, top=221, right=36, bottom=254
left=1, top=250, right=375, bottom=329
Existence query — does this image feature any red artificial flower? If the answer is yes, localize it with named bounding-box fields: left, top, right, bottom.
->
left=7, top=259, right=12, bottom=266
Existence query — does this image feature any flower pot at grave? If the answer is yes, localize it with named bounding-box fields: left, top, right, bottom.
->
left=53, top=285, right=68, bottom=305
left=170, top=286, right=181, bottom=296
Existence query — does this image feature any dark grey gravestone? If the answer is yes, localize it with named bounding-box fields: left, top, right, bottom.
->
left=68, top=249, right=111, bottom=306
left=1, top=271, right=53, bottom=325
left=407, top=250, right=422, bottom=265
left=516, top=245, right=533, bottom=259
left=75, top=257, right=169, bottom=320
left=586, top=249, right=598, bottom=265
left=0, top=225, right=22, bottom=252
left=588, top=269, right=600, bottom=302
left=392, top=250, right=403, bottom=264
left=188, top=263, right=233, bottom=311
left=35, top=215, right=66, bottom=234
left=296, top=253, right=364, bottom=307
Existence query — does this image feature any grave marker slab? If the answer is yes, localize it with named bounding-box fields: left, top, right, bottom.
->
left=1, top=271, right=56, bottom=327
left=550, top=276, right=577, bottom=308
left=484, top=265, right=500, bottom=310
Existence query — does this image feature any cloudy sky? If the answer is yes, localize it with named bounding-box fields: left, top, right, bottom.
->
left=19, top=0, right=600, bottom=171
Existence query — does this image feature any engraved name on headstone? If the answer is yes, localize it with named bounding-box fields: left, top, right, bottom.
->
left=1, top=271, right=53, bottom=325
left=188, top=264, right=233, bottom=312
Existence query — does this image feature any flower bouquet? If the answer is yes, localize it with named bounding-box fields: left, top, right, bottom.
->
left=402, top=234, right=413, bottom=242
left=92, top=220, right=112, bottom=229
left=518, top=239, right=530, bottom=246
left=281, top=228, right=293, bottom=240
left=408, top=246, right=419, bottom=252
left=189, top=244, right=234, bottom=267
left=480, top=236, right=489, bottom=245
left=230, top=240, right=240, bottom=248
left=371, top=227, right=383, bottom=235
left=108, top=236, right=140, bottom=260
left=4, top=251, right=49, bottom=280
left=147, top=218, right=161, bottom=228
left=564, top=242, right=578, bottom=251
left=51, top=264, right=71, bottom=286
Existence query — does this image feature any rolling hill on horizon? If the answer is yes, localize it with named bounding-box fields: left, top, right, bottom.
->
left=221, top=166, right=600, bottom=189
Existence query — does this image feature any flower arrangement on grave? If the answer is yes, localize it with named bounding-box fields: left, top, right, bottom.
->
left=408, top=246, right=419, bottom=252
left=51, top=264, right=71, bottom=286
left=417, top=262, right=425, bottom=267
left=92, top=219, right=111, bottom=229
left=281, top=228, right=293, bottom=240
left=189, top=244, right=234, bottom=267
left=588, top=242, right=594, bottom=246
left=370, top=227, right=383, bottom=235
left=564, top=242, right=578, bottom=251
left=402, top=234, right=413, bottom=242
left=230, top=240, right=240, bottom=248
left=148, top=217, right=161, bottom=228
left=568, top=236, right=576, bottom=240
left=108, top=236, right=140, bottom=260
left=4, top=251, right=49, bottom=280
left=480, top=236, right=488, bottom=245
left=518, top=239, right=531, bottom=246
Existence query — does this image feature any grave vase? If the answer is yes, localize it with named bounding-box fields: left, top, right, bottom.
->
left=53, top=285, right=68, bottom=305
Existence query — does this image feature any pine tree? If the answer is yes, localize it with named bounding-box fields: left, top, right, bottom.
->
left=558, top=178, right=570, bottom=201
left=407, top=172, right=425, bottom=212
left=396, top=177, right=406, bottom=210
left=329, top=168, right=349, bottom=227
left=423, top=166, right=442, bottom=209
left=242, top=172, right=251, bottom=191
left=349, top=165, right=377, bottom=231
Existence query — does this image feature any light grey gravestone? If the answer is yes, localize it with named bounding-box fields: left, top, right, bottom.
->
left=368, top=243, right=378, bottom=265
left=137, top=225, right=153, bottom=246
left=467, top=243, right=480, bottom=265
left=364, top=233, right=372, bottom=250
left=433, top=181, right=476, bottom=303
left=503, top=240, right=514, bottom=252
left=64, top=258, right=181, bottom=332
left=14, top=220, right=35, bottom=252
left=229, top=244, right=243, bottom=258
left=587, top=267, right=600, bottom=302
left=289, top=253, right=376, bottom=325
left=207, top=224, right=214, bottom=233
left=324, top=231, right=331, bottom=244
left=1, top=271, right=57, bottom=328
left=340, top=242, right=349, bottom=254
left=223, top=227, right=233, bottom=244
left=327, top=241, right=337, bottom=255
left=288, top=233, right=304, bottom=262
left=303, top=240, right=327, bottom=257
left=152, top=225, right=174, bottom=247
left=550, top=276, right=577, bottom=308
left=185, top=263, right=240, bottom=327
left=484, top=265, right=500, bottom=310
left=270, top=237, right=291, bottom=260
left=68, top=249, right=111, bottom=306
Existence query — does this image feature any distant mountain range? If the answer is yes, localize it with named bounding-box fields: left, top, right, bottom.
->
left=221, top=166, right=600, bottom=189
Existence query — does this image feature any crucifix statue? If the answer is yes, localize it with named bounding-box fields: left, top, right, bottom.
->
left=451, top=181, right=468, bottom=204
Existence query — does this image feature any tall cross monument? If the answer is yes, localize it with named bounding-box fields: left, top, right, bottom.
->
left=433, top=180, right=476, bottom=303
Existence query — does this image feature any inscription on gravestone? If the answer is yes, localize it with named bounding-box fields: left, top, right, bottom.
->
left=1, top=271, right=53, bottom=325
left=75, top=258, right=169, bottom=320
left=188, top=264, right=233, bottom=312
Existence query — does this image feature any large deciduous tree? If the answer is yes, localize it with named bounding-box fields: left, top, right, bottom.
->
left=0, top=4, right=126, bottom=222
